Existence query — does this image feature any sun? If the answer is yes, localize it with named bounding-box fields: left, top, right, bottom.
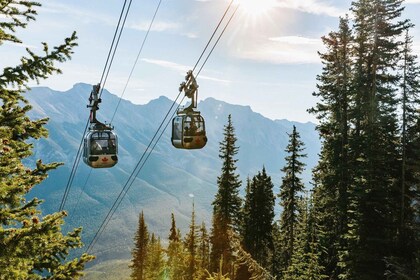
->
left=238, top=0, right=278, bottom=18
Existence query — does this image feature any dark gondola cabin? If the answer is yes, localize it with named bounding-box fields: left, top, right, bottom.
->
left=172, top=111, right=207, bottom=149
left=83, top=84, right=118, bottom=168
left=83, top=129, right=118, bottom=168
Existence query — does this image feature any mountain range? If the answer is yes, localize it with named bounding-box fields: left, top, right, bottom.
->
left=25, top=83, right=321, bottom=263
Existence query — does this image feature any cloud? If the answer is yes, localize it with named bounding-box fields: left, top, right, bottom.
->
left=141, top=58, right=232, bottom=83
left=405, top=0, right=420, bottom=3
left=141, top=58, right=190, bottom=72
left=129, top=21, right=181, bottom=32
left=275, top=0, right=346, bottom=17
left=198, top=75, right=232, bottom=84
left=40, top=2, right=114, bottom=25
left=3, top=41, right=37, bottom=49
left=235, top=35, right=323, bottom=64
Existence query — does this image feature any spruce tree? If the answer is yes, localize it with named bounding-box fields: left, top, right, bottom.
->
left=144, top=234, right=165, bottom=280
left=310, top=0, right=419, bottom=278
left=278, top=125, right=307, bottom=275
left=184, top=202, right=199, bottom=280
left=0, top=1, right=94, bottom=279
left=167, top=213, right=186, bottom=280
left=197, top=221, right=210, bottom=280
left=210, top=114, right=242, bottom=275
left=390, top=28, right=420, bottom=278
left=241, top=167, right=275, bottom=269
left=308, top=16, right=353, bottom=277
left=282, top=194, right=326, bottom=280
left=130, top=211, right=149, bottom=280
left=347, top=1, right=410, bottom=277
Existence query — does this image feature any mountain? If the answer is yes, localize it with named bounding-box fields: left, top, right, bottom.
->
left=25, top=83, right=321, bottom=263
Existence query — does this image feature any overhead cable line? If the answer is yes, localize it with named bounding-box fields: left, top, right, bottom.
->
left=70, top=0, right=163, bottom=222
left=196, top=4, right=239, bottom=77
left=86, top=1, right=239, bottom=254
left=111, top=0, right=163, bottom=123
left=192, top=0, right=235, bottom=73
left=59, top=0, right=133, bottom=212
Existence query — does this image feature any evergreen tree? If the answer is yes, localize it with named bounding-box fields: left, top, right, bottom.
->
left=197, top=221, right=210, bottom=280
left=144, top=234, right=165, bottom=280
left=346, top=1, right=410, bottom=277
left=210, top=114, right=242, bottom=275
left=130, top=211, right=149, bottom=280
left=283, top=194, right=326, bottom=280
left=167, top=213, right=186, bottom=280
left=184, top=202, right=199, bottom=280
left=0, top=1, right=93, bottom=279
left=310, top=0, right=418, bottom=278
left=278, top=125, right=307, bottom=275
left=241, top=167, right=275, bottom=269
left=308, top=16, right=353, bottom=278
left=390, top=28, right=420, bottom=278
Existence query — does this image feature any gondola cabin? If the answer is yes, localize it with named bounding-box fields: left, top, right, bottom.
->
left=172, top=111, right=207, bottom=149
left=83, top=130, right=118, bottom=168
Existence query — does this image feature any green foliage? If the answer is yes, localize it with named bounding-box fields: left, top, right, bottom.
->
left=310, top=0, right=420, bottom=278
left=0, top=1, right=93, bottom=279
left=184, top=203, right=199, bottom=280
left=144, top=234, right=165, bottom=280
left=166, top=213, right=186, bottom=280
left=212, top=114, right=242, bottom=228
left=211, top=114, right=242, bottom=276
left=197, top=221, right=211, bottom=279
left=277, top=125, right=307, bottom=275
left=241, top=168, right=275, bottom=269
left=129, top=211, right=149, bottom=280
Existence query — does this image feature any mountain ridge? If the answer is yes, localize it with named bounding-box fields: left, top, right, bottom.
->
left=25, top=83, right=321, bottom=262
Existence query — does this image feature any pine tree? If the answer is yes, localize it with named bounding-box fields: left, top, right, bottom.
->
left=197, top=221, right=210, bottom=280
left=167, top=213, right=186, bottom=280
left=0, top=1, right=94, bottom=279
left=388, top=28, right=420, bottom=279
left=283, top=194, right=326, bottom=280
left=130, top=211, right=149, bottom=280
left=308, top=16, right=353, bottom=278
left=310, top=0, right=418, bottom=278
left=210, top=114, right=242, bottom=275
left=184, top=202, right=199, bottom=280
left=241, top=167, right=275, bottom=269
left=277, top=125, right=307, bottom=276
left=346, top=1, right=410, bottom=277
left=144, top=234, right=165, bottom=280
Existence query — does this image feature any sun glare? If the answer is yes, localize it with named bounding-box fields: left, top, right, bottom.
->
left=238, top=0, right=278, bottom=18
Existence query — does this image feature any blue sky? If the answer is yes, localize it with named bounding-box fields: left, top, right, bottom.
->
left=3, top=0, right=420, bottom=122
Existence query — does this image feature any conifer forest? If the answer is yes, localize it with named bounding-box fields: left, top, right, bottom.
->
left=1, top=0, right=420, bottom=279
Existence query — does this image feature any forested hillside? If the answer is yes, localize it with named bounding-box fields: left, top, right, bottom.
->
left=25, top=83, right=320, bottom=262
left=127, top=0, right=420, bottom=279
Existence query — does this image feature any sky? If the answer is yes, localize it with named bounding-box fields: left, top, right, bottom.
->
left=3, top=0, right=420, bottom=123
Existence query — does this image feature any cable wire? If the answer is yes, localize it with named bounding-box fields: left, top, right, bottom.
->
left=85, top=1, right=239, bottom=254
left=192, top=0, right=235, bottom=73
left=59, top=0, right=133, bottom=212
left=197, top=4, right=239, bottom=77
left=111, top=0, right=163, bottom=123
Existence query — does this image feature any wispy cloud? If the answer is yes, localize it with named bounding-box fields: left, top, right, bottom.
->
left=3, top=41, right=38, bottom=49
left=40, top=2, right=114, bottom=25
left=141, top=58, right=189, bottom=72
left=141, top=58, right=232, bottom=83
left=276, top=0, right=346, bottom=17
left=235, top=35, right=323, bottom=64
left=129, top=21, right=181, bottom=32
left=198, top=75, right=232, bottom=84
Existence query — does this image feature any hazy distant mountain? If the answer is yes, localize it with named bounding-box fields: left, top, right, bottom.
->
left=25, top=83, right=320, bottom=261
